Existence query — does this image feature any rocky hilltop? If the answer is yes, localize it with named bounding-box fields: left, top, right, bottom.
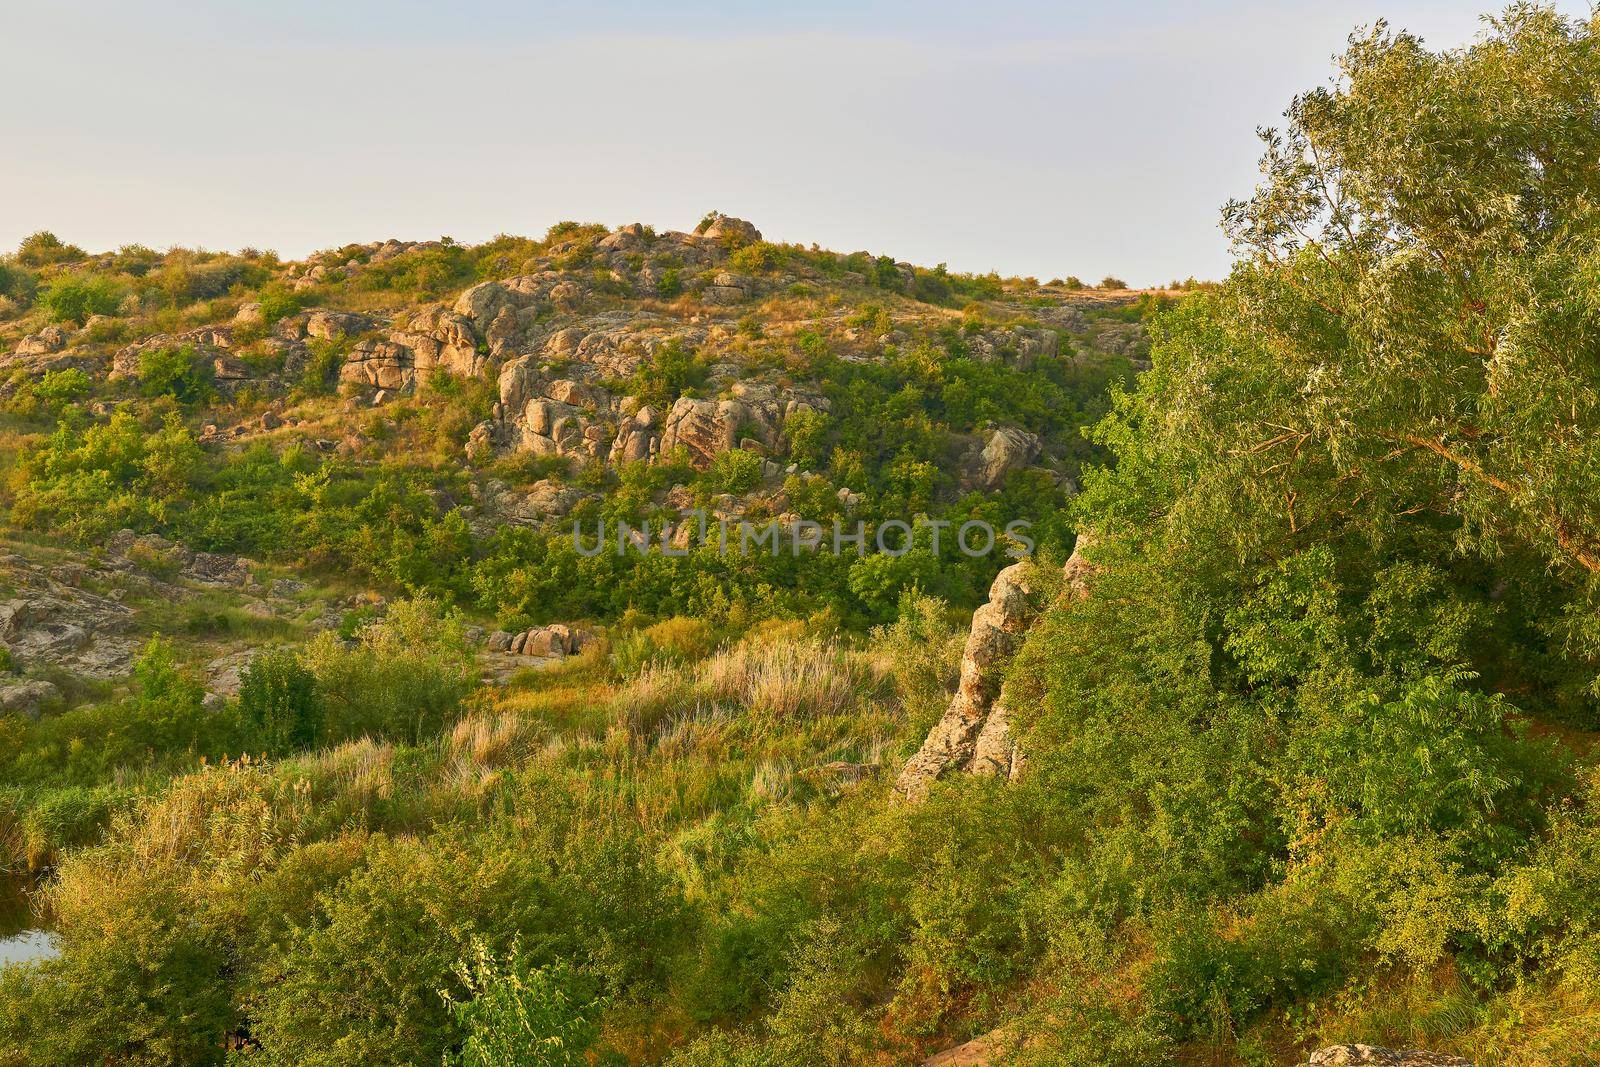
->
left=2, top=214, right=1150, bottom=502
left=0, top=214, right=1163, bottom=703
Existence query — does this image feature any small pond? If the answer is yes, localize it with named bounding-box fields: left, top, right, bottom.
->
left=0, top=876, right=58, bottom=967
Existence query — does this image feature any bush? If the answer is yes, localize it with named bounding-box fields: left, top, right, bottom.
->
left=255, top=285, right=304, bottom=325
left=17, top=785, right=127, bottom=868
left=137, top=344, right=215, bottom=404
left=11, top=411, right=202, bottom=544
left=3, top=367, right=90, bottom=419
left=37, top=274, right=120, bottom=325
left=237, top=648, right=323, bottom=756
left=0, top=263, right=36, bottom=305
left=443, top=941, right=607, bottom=1067
left=611, top=616, right=718, bottom=676
left=304, top=596, right=476, bottom=745
left=702, top=448, right=764, bottom=496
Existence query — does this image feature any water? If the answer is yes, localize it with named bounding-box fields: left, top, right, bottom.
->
left=0, top=929, right=56, bottom=966
left=0, top=877, right=58, bottom=967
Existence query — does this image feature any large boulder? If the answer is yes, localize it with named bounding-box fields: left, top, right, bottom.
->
left=963, top=426, right=1042, bottom=491
left=0, top=680, right=60, bottom=720
left=340, top=337, right=413, bottom=391
left=15, top=326, right=68, bottom=357
left=699, top=216, right=761, bottom=245
left=660, top=396, right=742, bottom=468
left=611, top=404, right=659, bottom=464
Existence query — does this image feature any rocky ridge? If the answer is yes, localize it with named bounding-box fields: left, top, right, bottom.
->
left=4, top=217, right=1150, bottom=516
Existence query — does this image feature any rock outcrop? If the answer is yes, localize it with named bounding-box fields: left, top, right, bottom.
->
left=0, top=679, right=61, bottom=719
left=921, top=1029, right=1016, bottom=1067
left=486, top=624, right=593, bottom=658
left=1299, top=1046, right=1471, bottom=1067
left=921, top=1037, right=1468, bottom=1067
left=896, top=533, right=1095, bottom=802
left=895, top=560, right=1044, bottom=801
left=961, top=426, right=1042, bottom=492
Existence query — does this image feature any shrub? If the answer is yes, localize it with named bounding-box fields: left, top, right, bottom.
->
left=729, top=242, right=782, bottom=273
left=656, top=268, right=684, bottom=299
left=11, top=411, right=201, bottom=543
left=37, top=274, right=120, bottom=325
left=17, top=785, right=127, bottom=868
left=702, top=448, right=764, bottom=496
left=443, top=941, right=606, bottom=1067
left=872, top=591, right=962, bottom=721
left=137, top=344, right=215, bottom=404
left=611, top=616, right=718, bottom=677
left=0, top=263, right=36, bottom=304
left=255, top=285, right=304, bottom=325
left=619, top=339, right=706, bottom=410
left=237, top=648, right=323, bottom=756
left=782, top=408, right=829, bottom=469
left=3, top=367, right=90, bottom=419
left=304, top=596, right=476, bottom=744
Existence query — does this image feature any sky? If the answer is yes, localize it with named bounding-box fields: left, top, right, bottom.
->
left=1, top=1, right=1592, bottom=286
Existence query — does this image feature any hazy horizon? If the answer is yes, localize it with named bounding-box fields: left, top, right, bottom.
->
left=4, top=0, right=1591, bottom=286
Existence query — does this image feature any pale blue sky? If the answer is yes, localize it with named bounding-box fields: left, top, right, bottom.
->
left=2, top=1, right=1590, bottom=285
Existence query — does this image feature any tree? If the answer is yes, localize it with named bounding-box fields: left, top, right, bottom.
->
left=1215, top=6, right=1600, bottom=585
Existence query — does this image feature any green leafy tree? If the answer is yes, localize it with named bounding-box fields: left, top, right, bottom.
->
left=1210, top=4, right=1600, bottom=625
left=15, top=230, right=85, bottom=267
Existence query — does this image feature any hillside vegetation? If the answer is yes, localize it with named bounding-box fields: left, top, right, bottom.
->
left=3, top=5, right=1600, bottom=1067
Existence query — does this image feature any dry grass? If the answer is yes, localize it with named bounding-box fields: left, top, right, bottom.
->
left=701, top=638, right=864, bottom=718
left=302, top=736, right=395, bottom=803
left=447, top=707, right=541, bottom=769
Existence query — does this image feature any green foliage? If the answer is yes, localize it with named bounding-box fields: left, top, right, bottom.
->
left=2, top=366, right=91, bottom=420
left=15, top=230, right=85, bottom=267
left=611, top=616, right=718, bottom=676
left=614, top=340, right=708, bottom=410
left=443, top=942, right=607, bottom=1067
left=2, top=638, right=233, bottom=788
left=37, top=273, right=120, bottom=325
left=656, top=267, right=684, bottom=298
left=0, top=262, right=37, bottom=305
left=256, top=284, right=305, bottom=325
left=136, top=343, right=215, bottom=403
left=303, top=596, right=475, bottom=745
left=11, top=411, right=202, bottom=542
left=701, top=448, right=764, bottom=496
left=362, top=242, right=474, bottom=296
left=237, top=647, right=323, bottom=756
